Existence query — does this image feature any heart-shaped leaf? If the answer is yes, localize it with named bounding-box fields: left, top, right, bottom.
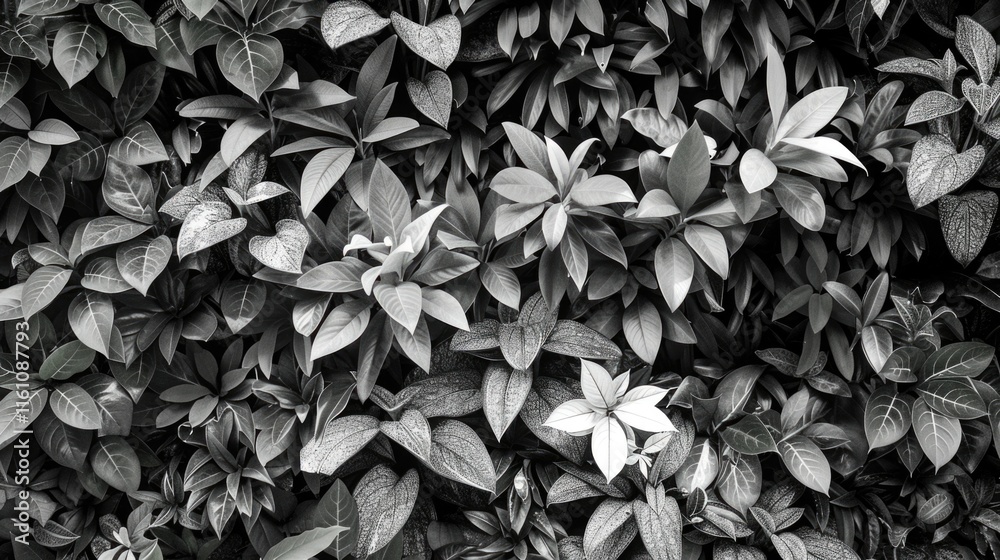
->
left=225, top=181, right=289, bottom=205
left=962, top=77, right=1000, bottom=116
left=353, top=466, right=419, bottom=558
left=390, top=12, right=461, bottom=70
left=177, top=202, right=248, bottom=259
left=939, top=190, right=998, bottom=267
left=217, top=31, right=282, bottom=99
left=116, top=236, right=171, bottom=296
left=321, top=0, right=391, bottom=50
left=907, top=134, right=984, bottom=208
left=250, top=219, right=309, bottom=273
left=405, top=71, right=452, bottom=128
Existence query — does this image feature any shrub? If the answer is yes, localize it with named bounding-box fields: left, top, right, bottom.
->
left=2, top=0, right=1000, bottom=559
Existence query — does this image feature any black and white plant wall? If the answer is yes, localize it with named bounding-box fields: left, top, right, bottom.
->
left=2, top=0, right=1000, bottom=559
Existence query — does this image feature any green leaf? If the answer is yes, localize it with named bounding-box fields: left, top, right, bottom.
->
left=52, top=23, right=107, bottom=87
left=0, top=136, right=30, bottom=192
left=95, top=0, right=155, bottom=48
left=939, top=191, right=997, bottom=267
left=922, top=342, right=995, bottom=378
left=907, top=135, right=984, bottom=208
left=774, top=86, right=847, bottom=141
left=68, top=290, right=114, bottom=356
left=51, top=383, right=102, bottom=430
left=665, top=122, right=710, bottom=215
left=353, top=466, right=418, bottom=558
left=321, top=0, right=391, bottom=50
left=264, top=527, right=348, bottom=560
left=90, top=435, right=141, bottom=492
left=864, top=384, right=913, bottom=448
left=21, top=265, right=71, bottom=319
left=216, top=31, right=283, bottom=99
left=918, top=378, right=988, bottom=419
left=482, top=363, right=533, bottom=439
left=429, top=419, right=496, bottom=492
left=777, top=435, right=831, bottom=494
left=177, top=202, right=247, bottom=259
left=721, top=414, right=777, bottom=455
left=912, top=397, right=962, bottom=471
left=250, top=219, right=309, bottom=273
left=300, top=415, right=380, bottom=475
left=740, top=148, right=777, bottom=193
left=389, top=12, right=460, bottom=70
left=405, top=70, right=452, bottom=128
left=301, top=148, right=353, bottom=215
left=116, top=236, right=170, bottom=296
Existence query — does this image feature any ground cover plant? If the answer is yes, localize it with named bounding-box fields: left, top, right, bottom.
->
left=3, top=0, right=1000, bottom=558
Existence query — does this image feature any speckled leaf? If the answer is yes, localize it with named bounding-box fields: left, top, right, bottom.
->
left=428, top=420, right=495, bottom=492
left=321, top=0, right=390, bottom=50
left=177, top=202, right=247, bottom=259
left=938, top=191, right=997, bottom=267
left=906, top=135, right=984, bottom=208
left=482, top=363, right=532, bottom=439
left=390, top=12, right=460, bottom=70
left=904, top=91, right=964, bottom=125
left=353, top=466, right=419, bottom=558
left=300, top=415, right=380, bottom=474
left=250, top=219, right=309, bottom=273
left=406, top=70, right=452, bottom=128
left=380, top=409, right=432, bottom=462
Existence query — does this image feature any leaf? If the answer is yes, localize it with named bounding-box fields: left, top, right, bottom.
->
left=774, top=87, right=847, bottom=141
left=956, top=15, right=997, bottom=83
left=264, top=527, right=348, bottom=560
left=571, top=175, right=637, bottom=206
left=721, top=414, right=777, bottom=455
left=912, top=397, right=962, bottom=471
left=301, top=148, right=353, bottom=215
left=109, top=120, right=168, bottom=165
left=904, top=91, right=964, bottom=125
left=311, top=299, right=371, bottom=360
left=632, top=487, right=682, bottom=560
left=938, top=191, right=997, bottom=267
left=21, top=265, right=71, bottom=319
left=28, top=119, right=79, bottom=146
left=95, top=0, right=155, bottom=48
left=312, top=480, right=359, bottom=559
left=52, top=23, right=107, bottom=87
left=374, top=282, right=423, bottom=334
left=390, top=12, right=461, bottom=70
left=962, top=78, right=1000, bottom=116
left=622, top=109, right=686, bottom=149
left=772, top=174, right=825, bottom=231
left=68, top=290, right=114, bottom=356
left=498, top=307, right=557, bottom=370
left=583, top=499, right=635, bottom=559
left=429, top=420, right=496, bottom=492
left=81, top=216, right=151, bottom=254
left=102, top=158, right=155, bottom=223
left=907, top=135, right=984, bottom=208
left=918, top=378, right=988, bottom=419
left=379, top=409, right=431, bottom=462
left=90, top=435, right=141, bottom=492
left=684, top=224, right=729, bottom=279
left=861, top=325, right=892, bottom=371
left=666, top=122, right=711, bottom=215
left=299, top=415, right=380, bottom=475
left=250, top=219, right=309, bottom=273
left=623, top=300, right=661, bottom=364
left=0, top=54, right=30, bottom=108
left=0, top=136, right=30, bottom=192
left=482, top=363, right=533, bottom=439
left=51, top=383, right=102, bottom=430
left=521, top=377, right=589, bottom=463
left=177, top=202, right=248, bottom=259
left=216, top=31, right=283, bottom=99
left=740, top=148, right=777, bottom=193
left=717, top=453, right=762, bottom=515
left=406, top=71, right=452, bottom=128
left=116, top=236, right=171, bottom=296
left=794, top=529, right=861, bottom=560
left=713, top=365, right=765, bottom=424
left=221, top=279, right=266, bottom=333
left=922, top=342, right=995, bottom=378
left=0, top=20, right=49, bottom=64
left=491, top=167, right=557, bottom=204
left=864, top=385, right=913, bottom=449
left=321, top=0, right=391, bottom=50
left=396, top=370, right=482, bottom=418
left=39, top=341, right=95, bottom=381
left=917, top=493, right=954, bottom=525
left=777, top=435, right=831, bottom=494
left=367, top=159, right=411, bottom=243
left=353, top=466, right=419, bottom=558
left=220, top=115, right=269, bottom=166
left=541, top=320, right=621, bottom=360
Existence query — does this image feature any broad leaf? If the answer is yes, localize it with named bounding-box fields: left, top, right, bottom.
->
left=353, top=466, right=418, bottom=558
left=389, top=12, right=461, bottom=70
left=52, top=23, right=107, bottom=87
left=116, top=236, right=171, bottom=296
left=777, top=435, right=831, bottom=494
left=250, top=219, right=309, bottom=273
left=321, top=0, right=391, bottom=50
left=938, top=191, right=997, bottom=267
left=429, top=420, right=496, bottom=492
left=864, top=385, right=913, bottom=449
left=907, top=135, right=984, bottom=208
left=912, top=397, right=961, bottom=470
left=300, top=415, right=380, bottom=474
left=216, top=31, right=283, bottom=99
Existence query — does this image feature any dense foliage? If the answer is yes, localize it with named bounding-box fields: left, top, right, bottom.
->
left=3, top=0, right=1000, bottom=559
